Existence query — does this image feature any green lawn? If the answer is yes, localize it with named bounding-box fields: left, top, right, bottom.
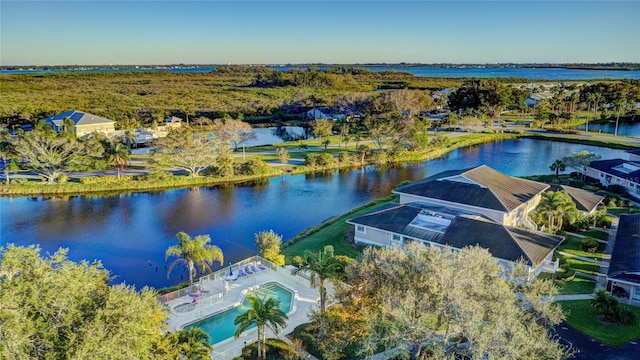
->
left=559, top=300, right=640, bottom=346
left=576, top=229, right=609, bottom=241
left=557, top=235, right=604, bottom=260
left=607, top=207, right=640, bottom=217
left=555, top=276, right=595, bottom=295
left=563, top=257, right=600, bottom=275
left=281, top=195, right=399, bottom=260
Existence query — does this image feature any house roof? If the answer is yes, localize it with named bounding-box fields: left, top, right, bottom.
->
left=44, top=110, right=115, bottom=127
left=306, top=108, right=332, bottom=119
left=589, top=159, right=640, bottom=184
left=608, top=214, right=640, bottom=284
left=393, top=165, right=549, bottom=213
left=549, top=185, right=604, bottom=213
left=440, top=216, right=563, bottom=266
left=348, top=202, right=563, bottom=267
left=626, top=149, right=640, bottom=156
left=165, top=116, right=183, bottom=122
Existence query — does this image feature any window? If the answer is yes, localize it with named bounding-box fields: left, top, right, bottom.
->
left=600, top=173, right=604, bottom=178
left=356, top=225, right=365, bottom=233
left=392, top=234, right=401, bottom=241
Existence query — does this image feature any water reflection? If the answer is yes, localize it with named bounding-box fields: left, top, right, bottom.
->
left=0, top=139, right=627, bottom=289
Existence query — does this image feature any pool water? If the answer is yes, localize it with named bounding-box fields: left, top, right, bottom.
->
left=185, top=282, right=293, bottom=345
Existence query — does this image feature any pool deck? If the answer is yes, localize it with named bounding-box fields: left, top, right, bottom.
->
left=164, top=264, right=325, bottom=359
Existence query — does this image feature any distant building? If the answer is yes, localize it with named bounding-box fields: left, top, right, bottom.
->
left=164, top=116, right=183, bottom=129
left=44, top=110, right=115, bottom=138
left=525, top=93, right=553, bottom=108
left=586, top=158, right=640, bottom=197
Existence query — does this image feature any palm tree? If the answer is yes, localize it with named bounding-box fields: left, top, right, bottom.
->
left=174, top=327, right=213, bottom=360
left=535, top=191, right=579, bottom=232
left=106, top=141, right=130, bottom=179
left=549, top=159, right=566, bottom=182
left=613, top=95, right=627, bottom=137
left=165, top=232, right=224, bottom=287
left=234, top=294, right=288, bottom=360
left=292, top=245, right=344, bottom=317
left=357, top=145, right=369, bottom=163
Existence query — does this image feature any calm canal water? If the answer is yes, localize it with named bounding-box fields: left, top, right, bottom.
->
left=0, top=139, right=626, bottom=289
left=575, top=121, right=640, bottom=137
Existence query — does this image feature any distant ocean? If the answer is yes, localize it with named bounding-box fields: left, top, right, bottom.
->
left=2, top=65, right=639, bottom=80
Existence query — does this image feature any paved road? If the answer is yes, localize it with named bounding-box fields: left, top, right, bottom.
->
left=553, top=323, right=640, bottom=359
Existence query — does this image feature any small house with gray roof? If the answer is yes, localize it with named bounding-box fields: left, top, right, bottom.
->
left=44, top=110, right=116, bottom=138
left=347, top=201, right=563, bottom=279
left=392, top=165, right=549, bottom=228
left=607, top=213, right=640, bottom=304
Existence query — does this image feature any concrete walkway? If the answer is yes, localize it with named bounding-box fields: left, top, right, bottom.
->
left=596, top=216, right=619, bottom=290
left=556, top=251, right=600, bottom=264
left=554, top=294, right=594, bottom=301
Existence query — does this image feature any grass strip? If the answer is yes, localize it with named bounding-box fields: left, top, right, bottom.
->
left=281, top=194, right=399, bottom=260
left=555, top=276, right=595, bottom=295
left=559, top=300, right=640, bottom=346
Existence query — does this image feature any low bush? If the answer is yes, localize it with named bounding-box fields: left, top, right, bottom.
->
left=607, top=184, right=629, bottom=197
left=569, top=179, right=585, bottom=188
left=56, top=174, right=68, bottom=184
left=80, top=175, right=134, bottom=184
left=316, top=152, right=335, bottom=166
left=235, top=159, right=272, bottom=176
left=135, top=171, right=174, bottom=181
left=239, top=338, right=302, bottom=360
left=580, top=237, right=600, bottom=253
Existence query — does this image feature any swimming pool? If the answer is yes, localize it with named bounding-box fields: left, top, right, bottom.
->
left=184, top=282, right=294, bottom=345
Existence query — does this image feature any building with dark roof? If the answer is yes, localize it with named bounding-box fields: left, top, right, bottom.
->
left=392, top=165, right=549, bottom=228
left=607, top=213, right=640, bottom=303
left=586, top=159, right=640, bottom=197
left=347, top=201, right=563, bottom=279
left=44, top=110, right=116, bottom=138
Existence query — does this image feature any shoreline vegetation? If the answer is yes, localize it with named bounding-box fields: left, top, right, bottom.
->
left=2, top=132, right=639, bottom=197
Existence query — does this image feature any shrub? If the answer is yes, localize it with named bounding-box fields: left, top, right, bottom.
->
left=9, top=178, right=27, bottom=185
left=240, top=338, right=302, bottom=360
left=80, top=175, right=134, bottom=184
left=580, top=237, right=600, bottom=253
left=316, top=153, right=335, bottom=167
left=607, top=184, right=629, bottom=196
left=569, top=179, right=585, bottom=188
left=135, top=171, right=173, bottom=181
left=56, top=174, right=68, bottom=183
left=596, top=215, right=613, bottom=228
left=236, top=159, right=271, bottom=175
left=338, top=151, right=350, bottom=163
left=304, top=154, right=318, bottom=167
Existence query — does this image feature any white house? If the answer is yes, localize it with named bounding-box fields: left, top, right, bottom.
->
left=347, top=201, right=563, bottom=279
left=44, top=110, right=116, bottom=138
left=586, top=159, right=640, bottom=197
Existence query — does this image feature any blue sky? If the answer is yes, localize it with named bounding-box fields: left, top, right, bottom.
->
left=1, top=1, right=638, bottom=65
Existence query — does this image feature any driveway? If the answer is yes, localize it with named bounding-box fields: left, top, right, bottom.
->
left=553, top=323, right=640, bottom=359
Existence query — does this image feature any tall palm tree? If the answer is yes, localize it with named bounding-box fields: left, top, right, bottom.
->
left=234, top=294, right=288, bottom=360
left=165, top=232, right=224, bottom=287
left=535, top=191, right=579, bottom=232
left=549, top=159, right=566, bottom=182
left=174, top=327, right=213, bottom=360
left=292, top=245, right=344, bottom=317
left=106, top=141, right=130, bottom=179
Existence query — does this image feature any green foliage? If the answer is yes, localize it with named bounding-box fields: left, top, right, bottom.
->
left=236, top=159, right=272, bottom=176
left=137, top=170, right=174, bottom=181
left=335, top=243, right=567, bottom=359
left=0, top=244, right=172, bottom=359
left=152, top=130, right=226, bottom=177
left=234, top=294, right=289, bottom=359
left=239, top=338, right=302, bottom=360
left=171, top=328, right=213, bottom=360
left=591, top=289, right=636, bottom=324
left=13, top=130, right=104, bottom=183
left=560, top=300, right=640, bottom=346
left=255, top=230, right=285, bottom=266
left=80, top=175, right=134, bottom=184
left=580, top=237, right=600, bottom=253
left=316, top=152, right=335, bottom=167
left=165, top=232, right=224, bottom=286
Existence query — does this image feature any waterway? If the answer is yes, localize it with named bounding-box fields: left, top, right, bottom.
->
left=0, top=139, right=627, bottom=289
left=2, top=66, right=638, bottom=80
left=575, top=121, right=640, bottom=137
